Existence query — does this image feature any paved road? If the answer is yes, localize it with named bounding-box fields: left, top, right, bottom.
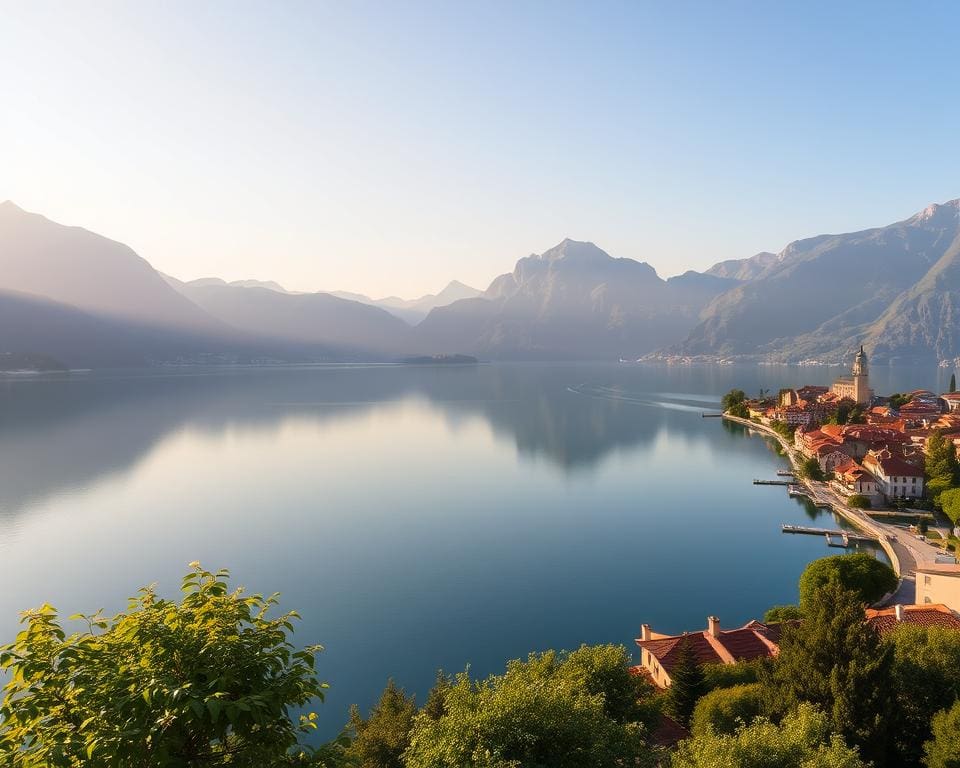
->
left=723, top=414, right=945, bottom=606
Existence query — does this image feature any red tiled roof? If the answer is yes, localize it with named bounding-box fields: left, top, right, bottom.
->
left=865, top=604, right=960, bottom=634
left=637, top=622, right=783, bottom=673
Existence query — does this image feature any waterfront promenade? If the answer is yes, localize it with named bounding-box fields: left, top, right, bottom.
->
left=723, top=414, right=944, bottom=605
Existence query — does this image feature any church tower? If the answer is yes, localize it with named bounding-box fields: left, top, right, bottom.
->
left=852, top=345, right=871, bottom=404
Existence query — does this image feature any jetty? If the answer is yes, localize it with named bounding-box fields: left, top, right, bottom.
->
left=781, top=524, right=879, bottom=544
left=776, top=469, right=795, bottom=477
left=701, top=413, right=724, bottom=418
left=753, top=479, right=791, bottom=486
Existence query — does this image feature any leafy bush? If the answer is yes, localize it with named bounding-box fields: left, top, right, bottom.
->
left=722, top=389, right=747, bottom=412
left=403, top=645, right=655, bottom=768
left=798, top=457, right=826, bottom=482
left=763, top=605, right=803, bottom=623
left=672, top=703, right=866, bottom=768
left=0, top=563, right=326, bottom=767
left=940, top=487, right=960, bottom=526
left=925, top=700, right=960, bottom=768
left=847, top=494, right=871, bottom=509
left=798, top=553, right=897, bottom=609
left=690, top=683, right=763, bottom=737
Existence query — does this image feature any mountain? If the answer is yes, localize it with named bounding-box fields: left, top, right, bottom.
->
left=330, top=280, right=482, bottom=324
left=0, top=288, right=267, bottom=368
left=705, top=252, right=777, bottom=281
left=417, top=239, right=736, bottom=360
left=0, top=201, right=223, bottom=333
left=172, top=280, right=419, bottom=357
left=672, top=199, right=960, bottom=363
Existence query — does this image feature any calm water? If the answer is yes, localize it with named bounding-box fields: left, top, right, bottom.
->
left=0, top=362, right=947, bottom=738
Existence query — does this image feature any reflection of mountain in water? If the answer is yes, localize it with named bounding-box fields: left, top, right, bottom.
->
left=0, top=364, right=786, bottom=519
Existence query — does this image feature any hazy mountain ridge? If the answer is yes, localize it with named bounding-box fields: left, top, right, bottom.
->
left=671, top=199, right=960, bottom=363
left=330, top=280, right=482, bottom=324
left=418, top=239, right=737, bottom=359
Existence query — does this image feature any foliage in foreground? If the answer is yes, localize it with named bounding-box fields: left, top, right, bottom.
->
left=797, top=553, right=896, bottom=610
left=924, top=700, right=960, bottom=768
left=689, top=683, right=762, bottom=737
left=663, top=638, right=705, bottom=728
left=763, top=604, right=803, bottom=623
left=926, top=430, right=960, bottom=507
left=345, top=679, right=416, bottom=768
left=765, top=579, right=894, bottom=765
left=671, top=703, right=867, bottom=768
left=0, top=564, right=326, bottom=768
left=403, top=644, right=656, bottom=768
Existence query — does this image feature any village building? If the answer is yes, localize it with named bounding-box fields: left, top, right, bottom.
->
left=635, top=617, right=783, bottom=687
left=830, top=347, right=873, bottom=404
left=636, top=606, right=960, bottom=687
left=862, top=449, right=925, bottom=500
left=832, top=457, right=878, bottom=499
left=915, top=564, right=960, bottom=614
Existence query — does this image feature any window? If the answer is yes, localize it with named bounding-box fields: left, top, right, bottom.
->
left=925, top=596, right=932, bottom=604
left=924, top=575, right=932, bottom=585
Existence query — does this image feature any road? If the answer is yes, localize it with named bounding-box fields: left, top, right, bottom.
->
left=723, top=414, right=947, bottom=605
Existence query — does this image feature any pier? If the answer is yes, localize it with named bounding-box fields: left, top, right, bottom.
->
left=781, top=524, right=879, bottom=543
left=776, top=469, right=795, bottom=477
left=753, top=479, right=791, bottom=486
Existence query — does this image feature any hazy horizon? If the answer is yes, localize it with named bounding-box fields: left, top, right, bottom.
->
left=3, top=1, right=959, bottom=297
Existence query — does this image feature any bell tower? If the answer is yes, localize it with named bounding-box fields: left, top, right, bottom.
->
left=852, top=346, right=871, bottom=404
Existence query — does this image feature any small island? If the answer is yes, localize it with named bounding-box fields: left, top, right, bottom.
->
left=399, top=354, right=478, bottom=365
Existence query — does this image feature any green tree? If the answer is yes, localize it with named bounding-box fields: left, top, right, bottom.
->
left=889, top=393, right=913, bottom=409
left=799, top=457, right=826, bottom=482
left=671, top=703, right=866, bottom=768
left=690, top=683, right=762, bottom=737
left=924, top=700, right=960, bottom=768
left=925, top=430, right=959, bottom=507
left=847, top=494, right=870, bottom=509
left=939, top=487, right=960, bottom=526
left=763, top=604, right=803, bottom=623
left=722, top=389, right=747, bottom=412
left=951, top=373, right=957, bottom=394
left=421, top=671, right=452, bottom=721
left=765, top=579, right=894, bottom=765
left=345, top=679, right=416, bottom=768
left=665, top=638, right=706, bottom=728
left=887, top=625, right=960, bottom=767
left=797, top=554, right=897, bottom=611
left=0, top=563, right=326, bottom=767
left=403, top=645, right=654, bottom=768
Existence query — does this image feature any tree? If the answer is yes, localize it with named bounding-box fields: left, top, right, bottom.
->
left=665, top=638, right=706, bottom=728
left=671, top=703, right=867, bottom=768
left=345, top=679, right=416, bottom=768
left=797, top=554, right=897, bottom=611
left=403, top=645, right=655, bottom=768
left=925, top=430, right=959, bottom=507
left=765, top=579, right=894, bottom=765
left=924, top=700, right=960, bottom=768
left=889, top=393, right=913, bottom=410
left=939, top=487, right=960, bottom=526
left=690, top=683, right=763, bottom=737
left=847, top=494, right=870, bottom=509
left=799, top=457, right=826, bottom=482
left=722, top=389, right=747, bottom=412
left=951, top=373, right=957, bottom=394
left=0, top=563, right=326, bottom=767
left=763, top=604, right=803, bottom=623
left=887, top=625, right=960, bottom=767
left=421, top=671, right=452, bottom=721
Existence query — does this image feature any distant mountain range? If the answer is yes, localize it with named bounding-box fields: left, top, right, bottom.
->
left=4, top=197, right=960, bottom=367
left=670, top=199, right=960, bottom=364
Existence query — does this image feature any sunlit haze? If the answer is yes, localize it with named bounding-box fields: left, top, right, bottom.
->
left=2, top=1, right=959, bottom=296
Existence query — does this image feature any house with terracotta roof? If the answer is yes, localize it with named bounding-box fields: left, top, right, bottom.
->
left=831, top=458, right=878, bottom=499
left=916, top=564, right=960, bottom=614
left=862, top=449, right=924, bottom=500
left=636, top=606, right=960, bottom=689
left=865, top=603, right=960, bottom=633
left=634, top=616, right=783, bottom=688
left=942, top=392, right=960, bottom=413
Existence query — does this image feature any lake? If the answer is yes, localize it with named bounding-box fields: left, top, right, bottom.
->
left=0, top=361, right=947, bottom=739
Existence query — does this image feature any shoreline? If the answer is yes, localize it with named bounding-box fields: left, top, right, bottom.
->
left=720, top=413, right=945, bottom=605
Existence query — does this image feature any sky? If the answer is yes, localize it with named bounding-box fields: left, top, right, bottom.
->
left=2, top=1, right=959, bottom=298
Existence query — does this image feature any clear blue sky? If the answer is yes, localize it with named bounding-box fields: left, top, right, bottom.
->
left=2, top=1, right=958, bottom=297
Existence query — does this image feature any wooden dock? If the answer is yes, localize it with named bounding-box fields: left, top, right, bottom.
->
left=781, top=524, right=879, bottom=543
left=754, top=479, right=791, bottom=486
left=776, top=469, right=795, bottom=477
left=701, top=413, right=724, bottom=418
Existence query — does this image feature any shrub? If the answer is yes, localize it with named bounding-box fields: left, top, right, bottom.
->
left=798, top=553, right=897, bottom=609
left=847, top=494, right=870, bottom=509
left=690, top=683, right=763, bottom=736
